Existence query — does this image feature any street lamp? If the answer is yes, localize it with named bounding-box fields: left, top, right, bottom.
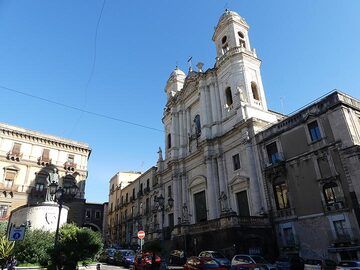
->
left=155, top=194, right=174, bottom=270
left=49, top=181, right=79, bottom=248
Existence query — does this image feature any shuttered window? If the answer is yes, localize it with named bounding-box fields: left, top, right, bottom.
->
left=42, top=149, right=50, bottom=161
left=12, top=143, right=21, bottom=155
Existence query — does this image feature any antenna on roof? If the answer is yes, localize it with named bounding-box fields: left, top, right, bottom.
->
left=187, top=56, right=193, bottom=72
left=280, top=97, right=285, bottom=114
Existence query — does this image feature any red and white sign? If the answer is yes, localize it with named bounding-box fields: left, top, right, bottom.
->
left=137, top=230, right=145, bottom=239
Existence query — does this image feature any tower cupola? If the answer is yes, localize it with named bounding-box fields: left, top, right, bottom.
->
left=165, top=66, right=186, bottom=99
left=212, top=9, right=251, bottom=58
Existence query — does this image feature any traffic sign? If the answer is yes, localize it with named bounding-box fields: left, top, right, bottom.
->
left=137, top=230, right=145, bottom=239
left=9, top=226, right=25, bottom=241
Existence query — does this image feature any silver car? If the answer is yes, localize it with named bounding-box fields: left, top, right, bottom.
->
left=232, top=255, right=276, bottom=270
left=336, top=261, right=360, bottom=270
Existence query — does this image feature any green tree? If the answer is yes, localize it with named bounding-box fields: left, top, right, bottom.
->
left=0, top=235, right=14, bottom=270
left=53, top=223, right=103, bottom=270
left=13, top=229, right=54, bottom=266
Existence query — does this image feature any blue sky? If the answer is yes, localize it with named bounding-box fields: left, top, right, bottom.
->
left=0, top=0, right=359, bottom=203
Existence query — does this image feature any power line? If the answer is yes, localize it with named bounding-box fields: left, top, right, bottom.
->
left=0, top=84, right=165, bottom=133
left=68, top=0, right=107, bottom=135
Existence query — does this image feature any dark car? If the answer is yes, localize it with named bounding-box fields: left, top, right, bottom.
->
left=115, top=249, right=136, bottom=267
left=276, top=255, right=304, bottom=270
left=169, top=250, right=187, bottom=267
left=199, top=251, right=231, bottom=268
left=336, top=261, right=360, bottom=270
left=184, top=256, right=229, bottom=270
left=99, top=248, right=117, bottom=264
left=304, top=259, right=337, bottom=270
left=133, top=252, right=161, bottom=270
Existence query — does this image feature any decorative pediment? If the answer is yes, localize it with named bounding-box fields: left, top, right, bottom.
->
left=3, top=165, right=20, bottom=171
left=189, top=175, right=207, bottom=190
left=229, top=175, right=250, bottom=192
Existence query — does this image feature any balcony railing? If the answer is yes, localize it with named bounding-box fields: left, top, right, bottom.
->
left=137, top=190, right=143, bottom=197
left=144, top=187, right=151, bottom=194
left=7, top=151, right=23, bottom=162
left=329, top=228, right=359, bottom=244
left=274, top=207, right=295, bottom=219
left=322, top=199, right=347, bottom=212
left=238, top=216, right=271, bottom=226
left=64, top=161, right=77, bottom=172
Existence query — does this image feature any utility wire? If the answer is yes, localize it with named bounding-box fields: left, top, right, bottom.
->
left=68, top=0, right=107, bottom=135
left=0, top=84, right=165, bottom=133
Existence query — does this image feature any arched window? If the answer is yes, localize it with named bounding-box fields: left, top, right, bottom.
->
left=323, top=182, right=340, bottom=205
left=221, top=36, right=229, bottom=53
left=194, top=114, right=201, bottom=137
left=251, top=82, right=260, bottom=100
left=167, top=133, right=172, bottom=149
left=225, top=87, right=233, bottom=107
left=238, top=31, right=246, bottom=48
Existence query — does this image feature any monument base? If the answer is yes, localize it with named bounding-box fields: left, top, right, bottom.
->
left=8, top=202, right=69, bottom=232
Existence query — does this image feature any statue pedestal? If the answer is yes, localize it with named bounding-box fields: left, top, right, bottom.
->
left=9, top=202, right=69, bottom=232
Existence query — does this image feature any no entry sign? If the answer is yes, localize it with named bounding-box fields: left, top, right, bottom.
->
left=137, top=230, right=145, bottom=239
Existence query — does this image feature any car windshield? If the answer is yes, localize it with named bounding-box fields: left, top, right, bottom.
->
left=122, top=250, right=135, bottom=256
left=338, top=261, right=359, bottom=267
left=212, top=252, right=226, bottom=258
left=107, top=249, right=116, bottom=256
left=252, top=256, right=267, bottom=264
left=306, top=259, right=322, bottom=265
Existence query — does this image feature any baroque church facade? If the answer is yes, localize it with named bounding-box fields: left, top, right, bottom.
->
left=109, top=9, right=283, bottom=256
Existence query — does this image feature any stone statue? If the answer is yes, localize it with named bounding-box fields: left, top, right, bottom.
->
left=46, top=168, right=59, bottom=202
left=157, top=147, right=163, bottom=161
left=237, top=86, right=246, bottom=102
left=182, top=203, right=190, bottom=223
left=219, top=191, right=229, bottom=213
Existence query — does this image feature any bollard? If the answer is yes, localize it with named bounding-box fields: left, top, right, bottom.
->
left=96, top=263, right=101, bottom=270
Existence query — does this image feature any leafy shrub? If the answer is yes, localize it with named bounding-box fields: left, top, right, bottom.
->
left=53, top=223, right=103, bottom=270
left=13, top=229, right=54, bottom=266
left=0, top=235, right=14, bottom=269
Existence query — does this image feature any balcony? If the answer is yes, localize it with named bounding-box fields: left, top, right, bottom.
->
left=264, top=153, right=286, bottom=181
left=238, top=216, right=271, bottom=226
left=274, top=207, right=296, bottom=219
left=329, top=228, right=359, bottom=245
left=144, top=187, right=151, bottom=194
left=137, top=190, right=143, bottom=198
left=64, top=161, right=77, bottom=172
left=323, top=199, right=348, bottom=213
left=7, top=151, right=23, bottom=162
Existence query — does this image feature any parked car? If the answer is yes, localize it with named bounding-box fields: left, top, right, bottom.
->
left=231, top=254, right=276, bottom=270
left=99, top=248, right=117, bottom=264
left=336, top=261, right=360, bottom=270
left=199, top=251, right=231, bottom=268
left=115, top=249, right=136, bottom=267
left=275, top=255, right=304, bottom=270
left=133, top=252, right=161, bottom=270
left=184, top=256, right=229, bottom=270
left=304, top=259, right=337, bottom=270
left=231, top=264, right=268, bottom=270
left=169, top=250, right=187, bottom=266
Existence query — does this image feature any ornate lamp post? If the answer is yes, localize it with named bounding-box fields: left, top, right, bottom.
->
left=155, top=194, right=174, bottom=270
left=48, top=181, right=79, bottom=248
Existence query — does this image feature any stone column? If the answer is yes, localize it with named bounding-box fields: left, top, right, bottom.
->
left=173, top=175, right=180, bottom=223
left=179, top=111, right=184, bottom=157
left=216, top=155, right=229, bottom=212
left=205, top=157, right=219, bottom=219
left=246, top=142, right=262, bottom=215
left=199, top=83, right=210, bottom=137
left=209, top=82, right=218, bottom=123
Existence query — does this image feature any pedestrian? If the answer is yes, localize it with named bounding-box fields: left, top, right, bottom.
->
left=7, top=256, right=16, bottom=270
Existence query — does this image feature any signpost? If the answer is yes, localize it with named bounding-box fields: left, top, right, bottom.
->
left=9, top=226, right=26, bottom=241
left=138, top=230, right=145, bottom=251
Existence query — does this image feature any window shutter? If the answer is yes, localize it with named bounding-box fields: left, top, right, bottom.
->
left=42, top=149, right=50, bottom=161
left=12, top=143, right=21, bottom=155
